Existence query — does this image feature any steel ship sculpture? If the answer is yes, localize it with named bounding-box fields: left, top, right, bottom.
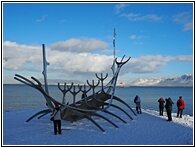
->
left=14, top=30, right=136, bottom=132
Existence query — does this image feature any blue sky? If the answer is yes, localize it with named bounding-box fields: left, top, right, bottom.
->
left=3, top=2, right=193, bottom=85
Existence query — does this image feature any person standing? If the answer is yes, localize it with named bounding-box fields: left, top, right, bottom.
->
left=134, top=95, right=142, bottom=114
left=158, top=97, right=165, bottom=116
left=52, top=103, right=62, bottom=135
left=165, top=97, right=174, bottom=121
left=176, top=96, right=185, bottom=118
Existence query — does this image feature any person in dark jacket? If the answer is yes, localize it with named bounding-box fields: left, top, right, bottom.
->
left=52, top=103, right=62, bottom=135
left=165, top=97, right=174, bottom=121
left=158, top=97, right=165, bottom=116
left=176, top=96, right=185, bottom=118
left=134, top=95, right=142, bottom=114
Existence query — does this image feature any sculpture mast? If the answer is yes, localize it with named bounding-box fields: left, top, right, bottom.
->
left=112, top=28, right=116, bottom=75
left=42, top=44, right=50, bottom=95
left=113, top=28, right=116, bottom=62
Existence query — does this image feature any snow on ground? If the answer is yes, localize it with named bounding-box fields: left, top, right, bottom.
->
left=3, top=108, right=193, bottom=146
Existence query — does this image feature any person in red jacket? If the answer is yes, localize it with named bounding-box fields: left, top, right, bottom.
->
left=176, top=96, right=185, bottom=118
left=158, top=97, right=165, bottom=116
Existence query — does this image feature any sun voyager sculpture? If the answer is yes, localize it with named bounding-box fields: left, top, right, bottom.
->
left=14, top=37, right=136, bottom=132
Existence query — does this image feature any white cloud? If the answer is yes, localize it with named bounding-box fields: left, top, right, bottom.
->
left=173, top=12, right=191, bottom=23
left=130, top=35, right=136, bottom=39
left=114, top=3, right=129, bottom=14
left=36, top=14, right=48, bottom=22
left=3, top=40, right=113, bottom=74
left=172, top=11, right=193, bottom=31
left=130, top=34, right=143, bottom=40
left=183, top=21, right=193, bottom=31
left=50, top=38, right=108, bottom=53
left=172, top=55, right=193, bottom=62
left=3, top=41, right=193, bottom=84
left=121, top=13, right=162, bottom=22
left=3, top=41, right=42, bottom=71
left=123, top=55, right=193, bottom=74
left=47, top=51, right=112, bottom=73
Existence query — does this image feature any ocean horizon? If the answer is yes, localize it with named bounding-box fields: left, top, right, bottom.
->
left=3, top=84, right=193, bottom=116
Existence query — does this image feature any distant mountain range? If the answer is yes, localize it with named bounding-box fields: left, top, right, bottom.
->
left=127, top=74, right=193, bottom=87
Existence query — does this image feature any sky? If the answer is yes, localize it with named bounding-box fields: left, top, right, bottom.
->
left=2, top=1, right=194, bottom=85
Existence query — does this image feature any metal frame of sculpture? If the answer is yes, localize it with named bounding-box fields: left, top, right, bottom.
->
left=14, top=44, right=136, bottom=132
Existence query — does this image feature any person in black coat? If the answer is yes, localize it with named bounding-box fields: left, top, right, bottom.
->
left=134, top=95, right=142, bottom=114
left=165, top=97, right=174, bottom=121
left=53, top=104, right=62, bottom=135
left=158, top=97, right=165, bottom=116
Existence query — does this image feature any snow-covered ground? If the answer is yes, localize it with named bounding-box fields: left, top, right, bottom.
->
left=3, top=108, right=193, bottom=146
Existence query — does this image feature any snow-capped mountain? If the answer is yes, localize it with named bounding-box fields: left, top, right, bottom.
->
left=129, top=74, right=193, bottom=87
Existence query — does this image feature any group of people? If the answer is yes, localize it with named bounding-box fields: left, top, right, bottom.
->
left=158, top=96, right=185, bottom=121
left=134, top=95, right=185, bottom=121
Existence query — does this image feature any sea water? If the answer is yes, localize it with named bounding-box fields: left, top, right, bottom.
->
left=3, top=84, right=193, bottom=116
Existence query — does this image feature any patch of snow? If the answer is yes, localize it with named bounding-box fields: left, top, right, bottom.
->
left=3, top=108, right=193, bottom=146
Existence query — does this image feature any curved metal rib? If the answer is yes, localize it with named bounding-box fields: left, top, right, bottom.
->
left=31, top=76, right=42, bottom=87
left=113, top=96, right=137, bottom=116
left=116, top=56, right=131, bottom=66
left=15, top=74, right=35, bottom=86
left=14, top=75, right=35, bottom=88
left=103, top=110, right=127, bottom=123
left=92, top=112, right=119, bottom=128
left=15, top=74, right=63, bottom=105
left=104, top=103, right=133, bottom=120
left=26, top=109, right=51, bottom=122
left=37, top=110, right=51, bottom=119
left=68, top=105, right=118, bottom=128
left=84, top=115, right=105, bottom=132
left=66, top=108, right=105, bottom=132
